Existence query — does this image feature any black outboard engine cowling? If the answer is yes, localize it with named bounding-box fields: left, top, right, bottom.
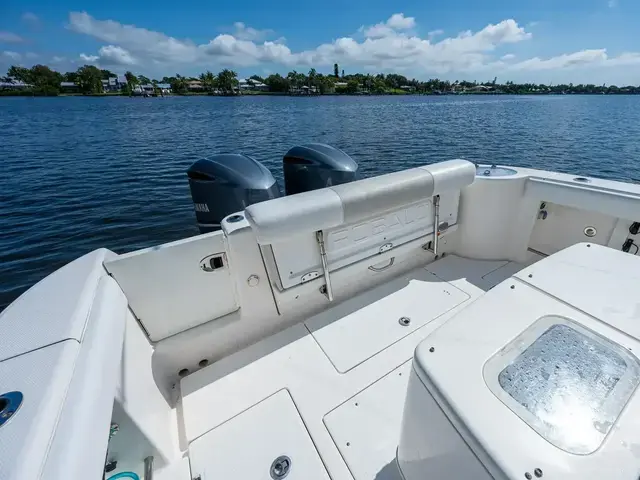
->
left=187, top=154, right=280, bottom=233
left=283, top=143, right=359, bottom=195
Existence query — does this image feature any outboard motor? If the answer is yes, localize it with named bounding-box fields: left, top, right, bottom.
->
left=187, top=154, right=280, bottom=233
left=283, top=143, right=359, bottom=195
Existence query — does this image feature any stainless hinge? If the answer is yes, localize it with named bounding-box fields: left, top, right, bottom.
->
left=301, top=271, right=320, bottom=283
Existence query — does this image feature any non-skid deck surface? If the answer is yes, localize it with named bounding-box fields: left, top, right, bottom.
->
left=180, top=256, right=527, bottom=480
left=305, top=268, right=469, bottom=373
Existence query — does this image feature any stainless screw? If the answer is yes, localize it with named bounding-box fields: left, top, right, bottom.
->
left=429, top=347, right=435, bottom=353
left=399, top=317, right=411, bottom=326
left=525, top=473, right=532, bottom=480
left=534, top=468, right=543, bottom=478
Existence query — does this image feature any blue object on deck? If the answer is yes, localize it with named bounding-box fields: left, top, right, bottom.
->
left=107, top=472, right=140, bottom=480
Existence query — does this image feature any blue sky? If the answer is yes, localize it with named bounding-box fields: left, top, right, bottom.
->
left=2, top=0, right=640, bottom=84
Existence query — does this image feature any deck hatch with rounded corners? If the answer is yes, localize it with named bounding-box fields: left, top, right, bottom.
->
left=484, top=316, right=640, bottom=454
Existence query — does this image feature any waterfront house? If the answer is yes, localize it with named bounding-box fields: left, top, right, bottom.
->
left=157, top=83, right=171, bottom=95
left=59, top=81, right=80, bottom=93
left=101, top=77, right=120, bottom=92
left=187, top=80, right=204, bottom=91
left=132, top=83, right=172, bottom=96
left=289, top=84, right=319, bottom=95
left=238, top=78, right=269, bottom=92
left=0, top=79, right=32, bottom=90
left=466, top=85, right=493, bottom=93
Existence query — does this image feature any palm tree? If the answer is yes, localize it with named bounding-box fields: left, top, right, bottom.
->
left=124, top=71, right=138, bottom=88
left=200, top=70, right=216, bottom=92
left=199, top=72, right=208, bottom=91
left=287, top=70, right=298, bottom=88
left=308, top=68, right=317, bottom=88
left=216, top=69, right=238, bottom=94
left=171, top=74, right=187, bottom=94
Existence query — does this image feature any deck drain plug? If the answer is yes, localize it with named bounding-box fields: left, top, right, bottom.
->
left=270, top=455, right=291, bottom=479
left=399, top=317, right=411, bottom=326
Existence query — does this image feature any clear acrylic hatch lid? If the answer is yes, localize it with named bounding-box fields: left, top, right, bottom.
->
left=484, top=316, right=640, bottom=454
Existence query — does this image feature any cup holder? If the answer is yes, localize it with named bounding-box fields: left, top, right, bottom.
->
left=226, top=214, right=244, bottom=223
left=0, top=391, right=23, bottom=428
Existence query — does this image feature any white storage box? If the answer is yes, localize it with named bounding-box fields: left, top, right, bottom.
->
left=397, top=245, right=640, bottom=479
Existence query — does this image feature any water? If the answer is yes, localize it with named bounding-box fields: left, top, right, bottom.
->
left=2, top=94, right=640, bottom=310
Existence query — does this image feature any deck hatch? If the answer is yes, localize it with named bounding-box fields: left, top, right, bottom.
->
left=484, top=316, right=640, bottom=454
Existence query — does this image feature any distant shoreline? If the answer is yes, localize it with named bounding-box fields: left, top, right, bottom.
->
left=3, top=91, right=640, bottom=98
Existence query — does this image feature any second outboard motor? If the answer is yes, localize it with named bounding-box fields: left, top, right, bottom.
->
left=187, top=154, right=280, bottom=233
left=283, top=143, right=359, bottom=195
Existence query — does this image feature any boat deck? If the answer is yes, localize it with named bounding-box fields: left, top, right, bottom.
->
left=179, top=255, right=535, bottom=480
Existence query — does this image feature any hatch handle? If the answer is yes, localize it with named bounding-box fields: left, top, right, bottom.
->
left=368, top=257, right=395, bottom=272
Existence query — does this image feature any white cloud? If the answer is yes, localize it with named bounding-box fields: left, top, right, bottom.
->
left=22, top=12, right=40, bottom=25
left=0, top=31, right=24, bottom=43
left=608, top=0, right=618, bottom=7
left=51, top=56, right=66, bottom=63
left=200, top=35, right=296, bottom=67
left=98, top=45, right=137, bottom=65
left=69, top=11, right=199, bottom=64
left=68, top=12, right=530, bottom=72
left=428, top=29, right=444, bottom=38
left=505, top=49, right=640, bottom=75
left=510, top=49, right=608, bottom=71
left=25, top=52, right=38, bottom=59
left=387, top=13, right=416, bottom=30
left=64, top=11, right=640, bottom=83
left=363, top=13, right=416, bottom=38
left=609, top=52, right=640, bottom=65
left=1, top=51, right=21, bottom=60
left=231, top=22, right=274, bottom=41
left=362, top=24, right=395, bottom=39
left=79, top=53, right=99, bottom=62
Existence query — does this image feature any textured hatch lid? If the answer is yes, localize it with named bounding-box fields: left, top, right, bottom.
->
left=484, top=316, right=640, bottom=454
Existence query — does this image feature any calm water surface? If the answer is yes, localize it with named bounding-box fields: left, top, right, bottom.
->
left=2, top=94, right=640, bottom=310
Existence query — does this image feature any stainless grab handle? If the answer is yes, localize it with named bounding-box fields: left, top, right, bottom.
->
left=368, top=257, right=395, bottom=272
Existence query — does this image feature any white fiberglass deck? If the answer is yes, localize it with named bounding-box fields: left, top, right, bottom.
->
left=180, top=254, right=530, bottom=480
